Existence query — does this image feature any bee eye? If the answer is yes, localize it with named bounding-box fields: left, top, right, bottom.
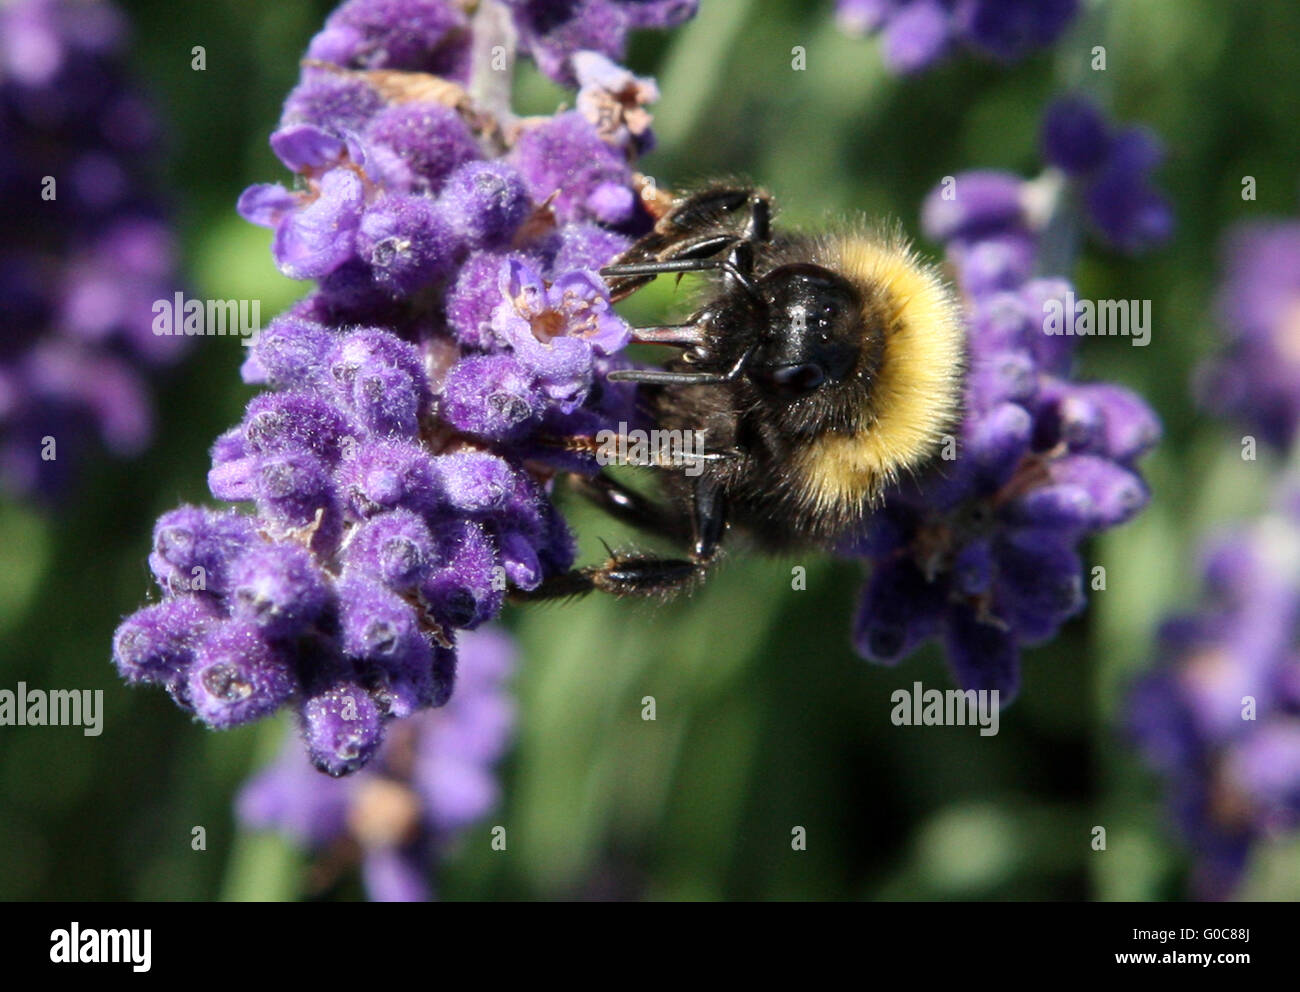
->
left=756, top=362, right=826, bottom=397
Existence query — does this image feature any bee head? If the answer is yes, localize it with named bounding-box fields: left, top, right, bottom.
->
left=746, top=263, right=881, bottom=402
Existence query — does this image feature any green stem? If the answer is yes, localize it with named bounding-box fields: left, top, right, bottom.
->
left=218, top=718, right=303, bottom=902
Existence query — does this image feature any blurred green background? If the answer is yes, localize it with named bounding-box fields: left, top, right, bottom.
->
left=3, top=0, right=1299, bottom=900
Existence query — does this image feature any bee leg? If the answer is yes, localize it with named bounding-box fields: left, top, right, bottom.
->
left=510, top=478, right=727, bottom=601
left=566, top=472, right=692, bottom=545
left=605, top=232, right=741, bottom=300
left=508, top=552, right=699, bottom=601
left=660, top=187, right=771, bottom=241
left=600, top=256, right=757, bottom=297
left=743, top=191, right=771, bottom=242
left=629, top=324, right=705, bottom=348
left=606, top=342, right=754, bottom=385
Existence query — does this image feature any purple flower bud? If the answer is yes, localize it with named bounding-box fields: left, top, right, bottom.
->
left=344, top=508, right=438, bottom=590
left=439, top=353, right=547, bottom=442
left=336, top=438, right=443, bottom=517
left=254, top=451, right=338, bottom=537
left=244, top=390, right=356, bottom=464
left=302, top=681, right=386, bottom=776
left=148, top=506, right=256, bottom=596
left=241, top=314, right=338, bottom=388
left=949, top=232, right=1037, bottom=296
left=439, top=160, right=532, bottom=250
left=966, top=401, right=1033, bottom=484
left=998, top=481, right=1092, bottom=533
left=421, top=519, right=503, bottom=629
left=336, top=573, right=434, bottom=718
left=944, top=602, right=1020, bottom=700
left=433, top=450, right=543, bottom=530
left=1047, top=454, right=1149, bottom=530
left=1052, top=381, right=1160, bottom=462
left=364, top=102, right=481, bottom=195
left=328, top=327, right=430, bottom=436
left=356, top=193, right=458, bottom=296
left=188, top=622, right=297, bottom=728
left=229, top=541, right=333, bottom=639
left=208, top=429, right=259, bottom=502
left=508, top=112, right=635, bottom=226
left=1041, top=96, right=1112, bottom=175
left=307, top=0, right=472, bottom=77
left=992, top=535, right=1084, bottom=644
left=112, top=595, right=220, bottom=688
left=922, top=171, right=1026, bottom=244
left=968, top=351, right=1038, bottom=414
left=281, top=67, right=385, bottom=132
left=853, top=557, right=945, bottom=663
left=881, top=0, right=953, bottom=74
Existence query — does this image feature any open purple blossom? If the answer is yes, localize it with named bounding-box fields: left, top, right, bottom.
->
left=113, top=0, right=678, bottom=774
left=1195, top=219, right=1300, bottom=450
left=1128, top=486, right=1300, bottom=899
left=237, top=626, right=515, bottom=901
left=0, top=0, right=184, bottom=497
left=849, top=167, right=1161, bottom=699
left=835, top=0, right=1079, bottom=75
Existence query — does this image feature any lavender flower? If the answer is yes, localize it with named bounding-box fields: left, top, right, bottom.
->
left=918, top=99, right=1172, bottom=290
left=0, top=0, right=183, bottom=497
left=238, top=626, right=515, bottom=901
left=113, top=0, right=684, bottom=774
left=504, top=0, right=698, bottom=85
left=1196, top=219, right=1300, bottom=450
left=850, top=164, right=1162, bottom=699
left=835, top=0, right=1079, bottom=75
left=1128, top=490, right=1300, bottom=899
left=1041, top=96, right=1174, bottom=255
left=1128, top=209, right=1300, bottom=899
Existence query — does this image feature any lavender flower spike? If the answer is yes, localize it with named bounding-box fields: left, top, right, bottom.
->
left=238, top=626, right=516, bottom=901
left=114, top=0, right=694, bottom=773
left=849, top=164, right=1161, bottom=699
left=836, top=0, right=1080, bottom=75
left=1196, top=218, right=1300, bottom=450
left=0, top=0, right=185, bottom=497
left=1128, top=486, right=1300, bottom=899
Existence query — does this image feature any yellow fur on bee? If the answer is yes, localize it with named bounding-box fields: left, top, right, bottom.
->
left=795, top=233, right=965, bottom=514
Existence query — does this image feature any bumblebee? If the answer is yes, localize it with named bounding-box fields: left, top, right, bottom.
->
left=525, top=184, right=966, bottom=599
